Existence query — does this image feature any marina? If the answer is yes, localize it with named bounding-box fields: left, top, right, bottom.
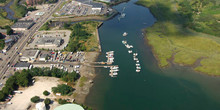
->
left=106, top=51, right=119, bottom=77
left=85, top=0, right=220, bottom=109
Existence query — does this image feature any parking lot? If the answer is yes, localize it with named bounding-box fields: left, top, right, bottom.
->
left=26, top=30, right=71, bottom=50
left=55, top=1, right=108, bottom=16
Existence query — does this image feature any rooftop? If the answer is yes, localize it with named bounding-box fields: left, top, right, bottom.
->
left=36, top=37, right=62, bottom=46
left=22, top=50, right=39, bottom=57
left=11, top=20, right=35, bottom=29
left=75, top=0, right=103, bottom=8
left=40, top=54, right=48, bottom=58
left=14, top=62, right=31, bottom=67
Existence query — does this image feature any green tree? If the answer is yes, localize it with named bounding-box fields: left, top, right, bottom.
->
left=62, top=71, right=80, bottom=82
left=43, top=90, right=50, bottom=96
left=6, top=27, right=13, bottom=35
left=58, top=98, right=68, bottom=104
left=52, top=84, right=74, bottom=95
left=44, top=98, right=51, bottom=105
left=0, top=91, right=6, bottom=101
left=31, top=96, right=40, bottom=103
left=16, top=71, right=32, bottom=87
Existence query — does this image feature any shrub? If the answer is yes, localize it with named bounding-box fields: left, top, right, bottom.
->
left=31, top=96, right=40, bottom=103
left=58, top=98, right=68, bottom=104
left=52, top=84, right=74, bottom=96
left=43, top=90, right=50, bottom=96
left=44, top=98, right=51, bottom=105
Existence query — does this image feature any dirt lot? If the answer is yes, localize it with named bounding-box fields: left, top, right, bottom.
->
left=5, top=77, right=60, bottom=110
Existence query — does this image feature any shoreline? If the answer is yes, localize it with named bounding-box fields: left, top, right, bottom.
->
left=143, top=29, right=220, bottom=77
left=73, top=52, right=100, bottom=104
left=73, top=23, right=102, bottom=104
left=137, top=0, right=220, bottom=76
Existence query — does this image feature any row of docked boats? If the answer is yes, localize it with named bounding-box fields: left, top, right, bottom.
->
left=106, top=51, right=119, bottom=77
left=122, top=39, right=141, bottom=73
left=109, top=66, right=119, bottom=77
left=106, top=51, right=114, bottom=64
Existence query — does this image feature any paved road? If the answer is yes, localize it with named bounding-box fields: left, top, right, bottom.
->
left=0, top=0, right=64, bottom=80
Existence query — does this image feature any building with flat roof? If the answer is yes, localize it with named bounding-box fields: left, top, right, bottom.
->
left=36, top=37, right=63, bottom=47
left=98, top=0, right=111, bottom=2
left=39, top=53, right=49, bottom=61
left=75, top=0, right=103, bottom=11
left=2, top=35, right=20, bottom=53
left=14, top=62, right=32, bottom=71
left=20, top=50, right=40, bottom=62
left=11, top=20, right=35, bottom=31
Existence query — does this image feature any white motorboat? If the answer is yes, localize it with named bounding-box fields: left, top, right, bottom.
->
left=112, top=72, right=118, bottom=75
left=122, top=40, right=127, bottom=44
left=134, top=58, right=138, bottom=60
left=123, top=32, right=128, bottom=36
left=125, top=44, right=130, bottom=48
left=136, top=60, right=139, bottom=63
left=136, top=63, right=140, bottom=66
left=136, top=69, right=140, bottom=72
left=136, top=66, right=141, bottom=69
left=128, top=50, right=132, bottom=53
left=133, top=53, right=138, bottom=56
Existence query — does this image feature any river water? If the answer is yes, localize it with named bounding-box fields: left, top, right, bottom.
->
left=85, top=0, right=220, bottom=110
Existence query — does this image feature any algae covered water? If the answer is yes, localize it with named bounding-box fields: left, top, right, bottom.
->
left=85, top=0, right=220, bottom=109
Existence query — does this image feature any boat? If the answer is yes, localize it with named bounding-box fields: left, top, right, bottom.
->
left=136, top=69, right=141, bottom=72
left=129, top=45, right=133, bottom=48
left=126, top=44, right=130, bottom=48
left=136, top=66, right=141, bottom=69
left=134, top=58, right=138, bottom=60
left=122, top=40, right=127, bottom=44
left=111, top=66, right=119, bottom=69
left=121, top=13, right=126, bottom=18
left=123, top=32, right=128, bottom=36
left=128, top=50, right=132, bottom=53
left=136, top=63, right=140, bottom=66
left=110, top=69, right=119, bottom=72
left=133, top=53, right=138, bottom=56
left=136, top=60, right=139, bottom=63
left=112, top=72, right=118, bottom=75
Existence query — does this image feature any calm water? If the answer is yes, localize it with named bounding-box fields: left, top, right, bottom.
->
left=85, top=0, right=220, bottom=110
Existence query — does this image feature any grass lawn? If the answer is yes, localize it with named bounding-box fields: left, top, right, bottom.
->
left=138, top=0, right=220, bottom=75
left=0, top=9, right=12, bottom=27
left=82, top=22, right=100, bottom=51
left=79, top=76, right=87, bottom=87
left=0, top=16, right=12, bottom=27
left=65, top=21, right=101, bottom=52
left=10, top=0, right=27, bottom=18
left=0, top=39, right=5, bottom=50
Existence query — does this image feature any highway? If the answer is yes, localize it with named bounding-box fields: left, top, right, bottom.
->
left=0, top=0, right=64, bottom=80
